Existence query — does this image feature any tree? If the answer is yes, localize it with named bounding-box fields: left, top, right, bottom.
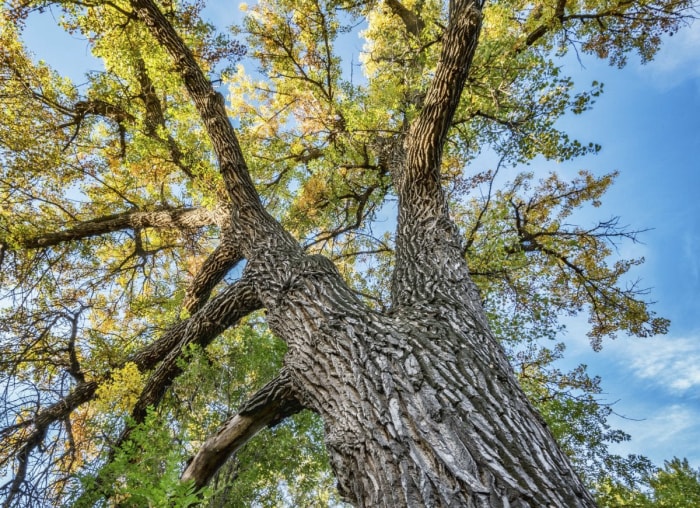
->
left=597, top=457, right=700, bottom=507
left=0, top=0, right=693, bottom=506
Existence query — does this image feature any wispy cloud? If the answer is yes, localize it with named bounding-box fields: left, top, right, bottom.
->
left=628, top=404, right=695, bottom=443
left=638, top=22, right=700, bottom=90
left=611, top=403, right=700, bottom=466
left=613, top=336, right=700, bottom=393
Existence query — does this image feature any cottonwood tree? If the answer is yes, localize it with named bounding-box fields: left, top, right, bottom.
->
left=0, top=0, right=691, bottom=506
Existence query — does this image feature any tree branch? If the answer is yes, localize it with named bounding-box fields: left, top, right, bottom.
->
left=0, top=278, right=262, bottom=506
left=131, top=277, right=261, bottom=426
left=181, top=368, right=303, bottom=489
left=128, top=0, right=269, bottom=233
left=391, top=0, right=483, bottom=305
left=79, top=277, right=265, bottom=505
left=524, top=0, right=568, bottom=48
left=183, top=233, right=242, bottom=313
left=521, top=0, right=693, bottom=52
left=385, top=0, right=426, bottom=37
left=402, top=0, right=482, bottom=201
left=19, top=207, right=220, bottom=249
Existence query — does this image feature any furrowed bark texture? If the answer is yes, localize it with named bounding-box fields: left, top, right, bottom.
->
left=392, top=0, right=482, bottom=308
left=255, top=254, right=594, bottom=506
left=129, top=0, right=299, bottom=258
left=253, top=1, right=594, bottom=505
left=183, top=232, right=242, bottom=313
left=125, top=0, right=596, bottom=505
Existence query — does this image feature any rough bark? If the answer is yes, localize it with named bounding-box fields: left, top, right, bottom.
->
left=129, top=0, right=297, bottom=258
left=391, top=0, right=482, bottom=308
left=117, top=0, right=593, bottom=506
left=253, top=252, right=594, bottom=506
left=127, top=0, right=597, bottom=505
left=183, top=233, right=242, bottom=313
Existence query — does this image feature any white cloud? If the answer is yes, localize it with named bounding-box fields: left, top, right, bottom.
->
left=612, top=335, right=700, bottom=393
left=638, top=22, right=700, bottom=90
left=627, top=404, right=695, bottom=443
left=610, top=404, right=700, bottom=466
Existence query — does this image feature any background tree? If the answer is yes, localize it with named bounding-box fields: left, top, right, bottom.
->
left=0, top=0, right=694, bottom=506
left=597, top=458, right=700, bottom=507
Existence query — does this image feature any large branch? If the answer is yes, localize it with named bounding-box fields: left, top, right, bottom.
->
left=20, top=207, right=220, bottom=249
left=181, top=368, right=303, bottom=489
left=74, top=278, right=263, bottom=507
left=385, top=0, right=426, bottom=37
left=128, top=0, right=276, bottom=241
left=183, top=233, right=242, bottom=313
left=391, top=0, right=483, bottom=306
left=131, top=277, right=261, bottom=425
left=400, top=0, right=482, bottom=216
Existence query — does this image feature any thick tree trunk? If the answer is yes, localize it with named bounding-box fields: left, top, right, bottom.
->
left=256, top=252, right=595, bottom=507
left=3, top=0, right=676, bottom=504
left=127, top=0, right=597, bottom=504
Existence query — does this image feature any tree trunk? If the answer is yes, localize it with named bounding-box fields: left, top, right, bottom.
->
left=129, top=0, right=598, bottom=504
left=253, top=251, right=595, bottom=507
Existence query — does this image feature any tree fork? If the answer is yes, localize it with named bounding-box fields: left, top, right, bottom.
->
left=253, top=253, right=596, bottom=506
left=123, top=0, right=598, bottom=504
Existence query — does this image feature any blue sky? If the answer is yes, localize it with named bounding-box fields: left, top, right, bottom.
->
left=546, top=26, right=700, bottom=468
left=18, top=2, right=700, bottom=473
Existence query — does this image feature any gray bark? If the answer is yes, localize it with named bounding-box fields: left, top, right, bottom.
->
left=256, top=254, right=593, bottom=506
left=124, top=0, right=598, bottom=504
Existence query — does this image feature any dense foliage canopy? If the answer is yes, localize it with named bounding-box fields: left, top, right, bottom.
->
left=0, top=0, right=696, bottom=505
